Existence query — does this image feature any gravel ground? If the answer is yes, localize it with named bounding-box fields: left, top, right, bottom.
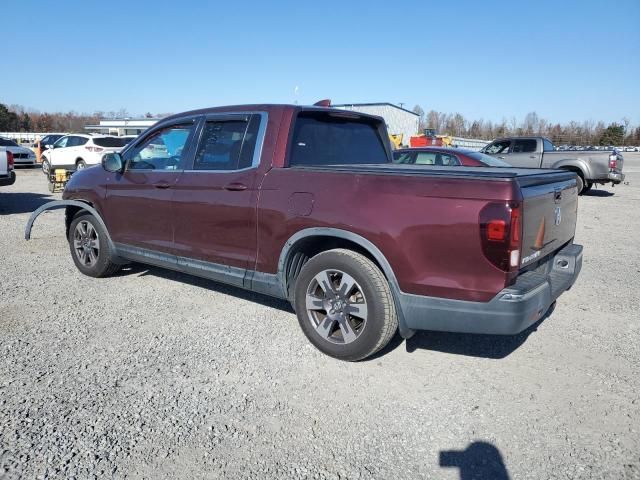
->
left=1, top=158, right=639, bottom=480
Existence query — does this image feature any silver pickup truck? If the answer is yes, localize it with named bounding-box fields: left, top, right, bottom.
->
left=482, top=136, right=625, bottom=194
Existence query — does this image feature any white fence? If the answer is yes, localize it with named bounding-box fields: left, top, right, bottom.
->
left=450, top=136, right=490, bottom=151
left=0, top=132, right=67, bottom=143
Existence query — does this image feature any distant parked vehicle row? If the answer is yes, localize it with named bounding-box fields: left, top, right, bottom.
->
left=0, top=147, right=16, bottom=187
left=0, top=137, right=37, bottom=166
left=40, top=134, right=131, bottom=174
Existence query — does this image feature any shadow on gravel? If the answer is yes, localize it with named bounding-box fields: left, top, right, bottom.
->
left=370, top=302, right=556, bottom=360
left=440, top=441, right=510, bottom=480
left=582, top=189, right=614, bottom=197
left=116, top=264, right=294, bottom=313
left=0, top=192, right=56, bottom=215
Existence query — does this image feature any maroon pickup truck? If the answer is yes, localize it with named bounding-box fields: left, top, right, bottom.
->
left=26, top=104, right=583, bottom=361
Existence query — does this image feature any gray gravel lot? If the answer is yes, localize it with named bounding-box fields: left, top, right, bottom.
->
left=1, top=158, right=639, bottom=479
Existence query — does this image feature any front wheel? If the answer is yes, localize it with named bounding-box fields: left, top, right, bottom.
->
left=41, top=158, right=50, bottom=175
left=293, top=249, right=398, bottom=361
left=68, top=213, right=121, bottom=277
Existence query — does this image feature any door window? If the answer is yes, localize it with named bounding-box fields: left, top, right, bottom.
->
left=413, top=152, right=460, bottom=165
left=543, top=139, right=555, bottom=152
left=512, top=139, right=537, bottom=153
left=484, top=140, right=511, bottom=154
left=67, top=136, right=88, bottom=147
left=54, top=137, right=69, bottom=149
left=192, top=115, right=260, bottom=171
left=127, top=124, right=194, bottom=171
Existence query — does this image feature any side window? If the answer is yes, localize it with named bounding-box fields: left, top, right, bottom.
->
left=127, top=124, right=194, bottom=171
left=413, top=152, right=459, bottom=166
left=54, top=137, right=69, bottom=149
left=414, top=152, right=436, bottom=165
left=76, top=137, right=89, bottom=146
left=393, top=151, right=414, bottom=164
left=543, top=139, right=555, bottom=152
left=485, top=140, right=511, bottom=154
left=67, top=136, right=85, bottom=147
left=192, top=115, right=260, bottom=171
left=513, top=139, right=537, bottom=153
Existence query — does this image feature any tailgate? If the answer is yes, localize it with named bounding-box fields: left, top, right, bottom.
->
left=518, top=173, right=578, bottom=268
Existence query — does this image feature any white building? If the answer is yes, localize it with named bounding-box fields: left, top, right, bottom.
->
left=332, top=103, right=419, bottom=145
left=84, top=118, right=160, bottom=136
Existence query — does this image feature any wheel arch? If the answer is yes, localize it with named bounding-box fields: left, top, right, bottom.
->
left=278, top=228, right=414, bottom=338
left=25, top=200, right=116, bottom=254
left=550, top=158, right=590, bottom=180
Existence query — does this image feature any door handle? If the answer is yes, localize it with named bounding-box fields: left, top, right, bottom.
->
left=223, top=182, right=248, bottom=191
left=498, top=156, right=506, bottom=159
left=153, top=182, right=171, bottom=189
left=529, top=155, right=537, bottom=159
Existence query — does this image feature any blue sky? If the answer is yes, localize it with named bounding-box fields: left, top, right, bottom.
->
left=2, top=0, right=638, bottom=125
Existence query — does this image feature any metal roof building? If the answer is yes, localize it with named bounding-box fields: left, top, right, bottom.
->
left=84, top=118, right=160, bottom=136
left=332, top=103, right=419, bottom=146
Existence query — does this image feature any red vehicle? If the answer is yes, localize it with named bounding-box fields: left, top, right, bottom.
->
left=394, top=147, right=512, bottom=167
left=26, top=104, right=583, bottom=361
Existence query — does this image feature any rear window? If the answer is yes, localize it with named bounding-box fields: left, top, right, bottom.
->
left=288, top=112, right=389, bottom=166
left=93, top=137, right=130, bottom=148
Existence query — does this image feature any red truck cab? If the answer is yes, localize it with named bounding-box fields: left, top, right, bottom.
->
left=26, top=104, right=583, bottom=360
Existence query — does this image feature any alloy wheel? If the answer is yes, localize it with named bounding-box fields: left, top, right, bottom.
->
left=304, top=269, right=368, bottom=344
left=73, top=221, right=100, bottom=267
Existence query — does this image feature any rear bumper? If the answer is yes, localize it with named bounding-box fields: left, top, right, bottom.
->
left=608, top=171, right=625, bottom=184
left=398, top=243, right=583, bottom=335
left=0, top=171, right=16, bottom=186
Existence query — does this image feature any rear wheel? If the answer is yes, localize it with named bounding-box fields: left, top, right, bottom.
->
left=68, top=213, right=121, bottom=277
left=293, top=249, right=398, bottom=361
left=76, top=159, right=86, bottom=170
left=574, top=173, right=585, bottom=194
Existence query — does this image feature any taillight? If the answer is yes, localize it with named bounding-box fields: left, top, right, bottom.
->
left=609, top=154, right=617, bottom=170
left=85, top=146, right=104, bottom=153
left=6, top=150, right=14, bottom=170
left=479, top=201, right=522, bottom=272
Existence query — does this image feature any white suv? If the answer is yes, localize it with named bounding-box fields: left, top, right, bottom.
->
left=41, top=134, right=130, bottom=174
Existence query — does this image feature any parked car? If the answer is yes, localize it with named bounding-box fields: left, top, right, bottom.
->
left=0, top=147, right=16, bottom=187
left=0, top=137, right=37, bottom=166
left=393, top=147, right=512, bottom=167
left=31, top=134, right=65, bottom=156
left=40, top=134, right=130, bottom=174
left=482, top=136, right=624, bottom=194
left=27, top=104, right=583, bottom=361
left=624, top=146, right=638, bottom=152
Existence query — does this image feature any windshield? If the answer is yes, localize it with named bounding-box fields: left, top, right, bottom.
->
left=0, top=138, right=19, bottom=147
left=464, top=151, right=512, bottom=166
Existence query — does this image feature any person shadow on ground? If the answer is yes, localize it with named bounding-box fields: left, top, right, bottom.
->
left=440, top=441, right=510, bottom=480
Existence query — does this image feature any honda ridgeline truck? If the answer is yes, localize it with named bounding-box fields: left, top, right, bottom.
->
left=26, top=104, right=583, bottom=361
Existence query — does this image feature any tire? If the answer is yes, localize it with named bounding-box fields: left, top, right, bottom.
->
left=76, top=159, right=86, bottom=170
left=293, top=248, right=398, bottom=361
left=574, top=173, right=585, bottom=195
left=68, top=213, right=121, bottom=278
left=41, top=157, right=50, bottom=175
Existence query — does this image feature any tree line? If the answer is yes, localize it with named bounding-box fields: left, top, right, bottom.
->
left=412, top=105, right=639, bottom=146
left=0, top=103, right=167, bottom=135
left=1, top=101, right=637, bottom=146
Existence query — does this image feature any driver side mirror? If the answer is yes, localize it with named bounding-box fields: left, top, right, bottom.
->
left=102, top=152, right=124, bottom=173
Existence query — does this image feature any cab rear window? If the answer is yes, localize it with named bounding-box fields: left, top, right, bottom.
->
left=288, top=112, right=389, bottom=166
left=93, top=137, right=130, bottom=148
